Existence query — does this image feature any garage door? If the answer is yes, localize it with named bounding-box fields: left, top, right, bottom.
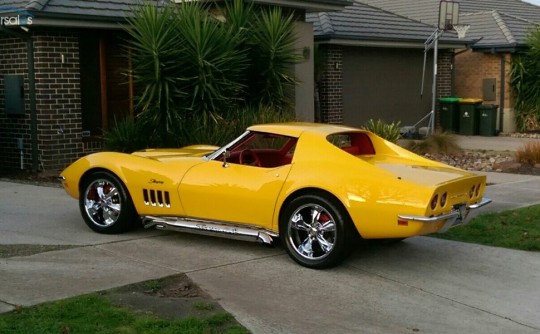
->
left=343, top=47, right=435, bottom=128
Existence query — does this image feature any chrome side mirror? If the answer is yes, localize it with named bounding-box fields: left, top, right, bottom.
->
left=222, top=150, right=231, bottom=168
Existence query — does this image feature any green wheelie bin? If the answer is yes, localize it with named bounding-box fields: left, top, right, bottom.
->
left=459, top=99, right=482, bottom=135
left=439, top=97, right=461, bottom=133
left=478, top=104, right=498, bottom=136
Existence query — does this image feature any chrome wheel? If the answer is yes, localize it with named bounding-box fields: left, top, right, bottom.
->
left=280, top=194, right=356, bottom=269
left=83, top=179, right=121, bottom=227
left=288, top=204, right=336, bottom=261
left=79, top=172, right=136, bottom=234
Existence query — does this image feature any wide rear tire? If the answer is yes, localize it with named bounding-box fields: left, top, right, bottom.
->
left=280, top=194, right=356, bottom=269
left=79, top=171, right=136, bottom=234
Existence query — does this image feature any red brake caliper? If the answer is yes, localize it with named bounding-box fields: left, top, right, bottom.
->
left=319, top=212, right=331, bottom=224
left=88, top=185, right=99, bottom=201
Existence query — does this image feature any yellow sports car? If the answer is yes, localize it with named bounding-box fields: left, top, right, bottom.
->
left=59, top=123, right=490, bottom=268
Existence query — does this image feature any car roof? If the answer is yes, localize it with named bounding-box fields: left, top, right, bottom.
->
left=248, top=122, right=363, bottom=137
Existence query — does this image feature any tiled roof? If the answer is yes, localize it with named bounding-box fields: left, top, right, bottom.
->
left=1, top=0, right=351, bottom=20
left=357, top=0, right=540, bottom=48
left=307, top=1, right=465, bottom=47
left=1, top=0, right=153, bottom=19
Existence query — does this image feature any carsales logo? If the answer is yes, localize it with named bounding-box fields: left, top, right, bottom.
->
left=0, top=7, right=34, bottom=26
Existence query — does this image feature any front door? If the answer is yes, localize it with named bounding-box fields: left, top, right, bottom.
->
left=179, top=161, right=291, bottom=230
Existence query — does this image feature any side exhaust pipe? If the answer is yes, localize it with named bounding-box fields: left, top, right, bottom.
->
left=143, top=216, right=277, bottom=246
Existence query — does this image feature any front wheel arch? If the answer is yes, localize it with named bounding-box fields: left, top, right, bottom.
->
left=79, top=168, right=120, bottom=195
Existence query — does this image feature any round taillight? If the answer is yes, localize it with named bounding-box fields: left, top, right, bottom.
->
left=469, top=185, right=475, bottom=198
left=431, top=194, right=439, bottom=210
left=476, top=183, right=481, bottom=197
left=440, top=192, right=447, bottom=207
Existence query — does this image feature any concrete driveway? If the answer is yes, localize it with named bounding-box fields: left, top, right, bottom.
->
left=1, top=179, right=540, bottom=333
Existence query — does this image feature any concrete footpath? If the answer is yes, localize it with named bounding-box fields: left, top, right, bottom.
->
left=1, top=135, right=540, bottom=333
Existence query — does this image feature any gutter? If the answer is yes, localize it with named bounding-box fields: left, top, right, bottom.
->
left=26, top=18, right=124, bottom=30
left=314, top=37, right=469, bottom=49
left=470, top=43, right=526, bottom=54
left=249, top=0, right=351, bottom=12
left=499, top=55, right=506, bottom=132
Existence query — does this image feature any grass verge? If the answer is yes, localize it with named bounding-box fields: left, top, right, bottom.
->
left=432, top=205, right=540, bottom=251
left=0, top=293, right=248, bottom=334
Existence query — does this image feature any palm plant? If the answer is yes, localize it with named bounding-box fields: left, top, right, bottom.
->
left=224, top=0, right=253, bottom=38
left=246, top=7, right=299, bottom=110
left=175, top=1, right=248, bottom=124
left=121, top=0, right=299, bottom=148
left=125, top=3, right=184, bottom=137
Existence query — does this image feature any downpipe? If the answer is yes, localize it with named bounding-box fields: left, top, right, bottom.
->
left=17, top=138, right=24, bottom=170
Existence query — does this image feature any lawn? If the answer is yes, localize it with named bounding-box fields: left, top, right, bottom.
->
left=0, top=293, right=248, bottom=334
left=433, top=204, right=540, bottom=251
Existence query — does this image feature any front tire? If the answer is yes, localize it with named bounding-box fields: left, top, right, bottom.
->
left=79, top=171, right=136, bottom=234
left=280, top=194, right=356, bottom=269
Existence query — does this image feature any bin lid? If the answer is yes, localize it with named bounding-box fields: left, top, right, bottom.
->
left=439, top=97, right=462, bottom=103
left=459, top=98, right=483, bottom=104
left=477, top=104, right=499, bottom=109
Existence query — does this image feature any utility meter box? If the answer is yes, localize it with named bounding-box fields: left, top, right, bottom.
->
left=4, top=75, right=25, bottom=115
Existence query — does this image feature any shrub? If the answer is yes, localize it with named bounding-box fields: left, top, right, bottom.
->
left=177, top=106, right=295, bottom=146
left=103, top=118, right=152, bottom=153
left=105, top=106, right=295, bottom=151
left=510, top=26, right=540, bottom=131
left=516, top=141, right=540, bottom=165
left=410, top=131, right=462, bottom=155
left=362, top=119, right=401, bottom=143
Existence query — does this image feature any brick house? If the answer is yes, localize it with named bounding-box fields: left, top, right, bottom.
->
left=307, top=1, right=468, bottom=128
left=0, top=0, right=350, bottom=173
left=358, top=0, right=540, bottom=133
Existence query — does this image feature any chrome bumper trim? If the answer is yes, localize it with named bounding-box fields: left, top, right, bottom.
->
left=398, top=197, right=492, bottom=232
left=468, top=198, right=493, bottom=209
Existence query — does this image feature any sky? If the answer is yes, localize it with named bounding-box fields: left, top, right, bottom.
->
left=523, top=0, right=540, bottom=6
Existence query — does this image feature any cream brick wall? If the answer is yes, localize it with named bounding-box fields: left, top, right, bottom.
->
left=455, top=50, right=515, bottom=132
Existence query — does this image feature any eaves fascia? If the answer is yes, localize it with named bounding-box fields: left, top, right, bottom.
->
left=28, top=17, right=123, bottom=29
left=471, top=43, right=526, bottom=53
left=315, top=37, right=469, bottom=49
left=17, top=10, right=127, bottom=29
left=249, top=0, right=351, bottom=12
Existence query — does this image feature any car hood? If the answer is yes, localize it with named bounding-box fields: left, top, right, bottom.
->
left=132, top=145, right=219, bottom=161
left=376, top=163, right=476, bottom=186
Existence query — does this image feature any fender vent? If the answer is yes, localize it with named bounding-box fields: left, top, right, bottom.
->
left=143, top=189, right=171, bottom=208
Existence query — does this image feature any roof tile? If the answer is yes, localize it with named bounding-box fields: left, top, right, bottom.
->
left=307, top=1, right=463, bottom=45
left=357, top=0, right=540, bottom=47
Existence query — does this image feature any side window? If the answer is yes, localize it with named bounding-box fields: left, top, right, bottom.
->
left=328, top=134, right=352, bottom=148
left=225, top=132, right=297, bottom=167
left=328, top=132, right=375, bottom=156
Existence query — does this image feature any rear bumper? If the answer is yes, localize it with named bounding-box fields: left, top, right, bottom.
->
left=398, top=197, right=492, bottom=233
